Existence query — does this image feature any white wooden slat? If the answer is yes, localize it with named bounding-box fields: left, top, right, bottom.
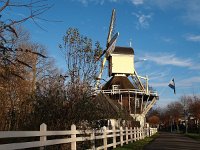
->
left=95, top=135, right=104, bottom=140
left=44, top=138, right=73, bottom=146
left=107, top=143, right=114, bottom=148
left=116, top=141, right=121, bottom=145
left=0, top=141, right=40, bottom=150
left=0, top=131, right=41, bottom=138
left=96, top=145, right=104, bottom=150
left=107, top=134, right=114, bottom=138
left=0, top=130, right=75, bottom=138
left=76, top=136, right=91, bottom=142
left=116, top=133, right=120, bottom=136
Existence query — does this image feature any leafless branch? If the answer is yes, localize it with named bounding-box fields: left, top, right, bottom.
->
left=0, top=0, right=9, bottom=12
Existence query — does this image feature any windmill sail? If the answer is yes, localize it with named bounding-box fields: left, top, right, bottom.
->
left=107, top=9, right=116, bottom=48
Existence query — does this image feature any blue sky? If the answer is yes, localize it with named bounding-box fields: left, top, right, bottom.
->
left=9, top=0, right=200, bottom=107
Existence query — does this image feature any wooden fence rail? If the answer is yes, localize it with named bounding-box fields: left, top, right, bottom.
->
left=0, top=123, right=157, bottom=150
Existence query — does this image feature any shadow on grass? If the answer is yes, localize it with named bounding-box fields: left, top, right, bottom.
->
left=113, top=133, right=159, bottom=150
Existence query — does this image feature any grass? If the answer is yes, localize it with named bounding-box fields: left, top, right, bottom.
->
left=113, top=133, right=159, bottom=150
left=185, top=133, right=200, bottom=141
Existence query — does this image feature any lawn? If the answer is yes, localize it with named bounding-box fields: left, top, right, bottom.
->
left=113, top=133, right=159, bottom=150
left=185, top=133, right=200, bottom=141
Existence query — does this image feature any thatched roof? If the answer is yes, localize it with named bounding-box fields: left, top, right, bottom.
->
left=102, top=76, right=135, bottom=90
left=94, top=92, right=131, bottom=120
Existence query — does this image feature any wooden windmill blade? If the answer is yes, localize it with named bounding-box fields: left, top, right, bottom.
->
left=106, top=9, right=116, bottom=48
left=95, top=9, right=119, bottom=88
left=97, top=9, right=118, bottom=61
left=106, top=32, right=119, bottom=57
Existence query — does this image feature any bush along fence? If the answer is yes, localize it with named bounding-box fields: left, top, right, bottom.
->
left=0, top=123, right=158, bottom=150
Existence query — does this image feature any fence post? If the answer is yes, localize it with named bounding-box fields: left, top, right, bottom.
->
left=148, top=127, right=150, bottom=137
left=140, top=127, right=142, bottom=140
left=103, top=126, right=107, bottom=150
left=141, top=128, right=144, bottom=139
left=113, top=126, right=117, bottom=149
left=139, top=128, right=141, bottom=140
left=146, top=127, right=149, bottom=137
left=91, top=129, right=95, bottom=150
left=40, top=123, right=47, bottom=150
left=130, top=127, right=133, bottom=143
left=137, top=127, right=139, bottom=140
left=134, top=127, right=136, bottom=141
left=125, top=127, right=128, bottom=144
left=150, top=128, right=152, bottom=136
left=71, top=124, right=76, bottom=150
left=120, top=126, right=123, bottom=146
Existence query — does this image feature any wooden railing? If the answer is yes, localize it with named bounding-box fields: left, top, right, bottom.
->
left=0, top=123, right=157, bottom=150
left=95, top=89, right=158, bottom=96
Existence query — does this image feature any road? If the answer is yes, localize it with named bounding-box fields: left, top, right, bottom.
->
left=144, top=132, right=200, bottom=150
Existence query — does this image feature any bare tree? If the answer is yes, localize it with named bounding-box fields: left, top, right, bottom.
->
left=0, top=0, right=50, bottom=79
left=168, top=101, right=183, bottom=132
left=189, top=95, right=200, bottom=134
left=60, top=27, right=102, bottom=85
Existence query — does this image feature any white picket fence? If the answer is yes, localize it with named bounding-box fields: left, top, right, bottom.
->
left=0, top=123, right=157, bottom=150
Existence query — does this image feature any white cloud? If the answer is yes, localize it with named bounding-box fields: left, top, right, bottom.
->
left=73, top=0, right=200, bottom=25
left=190, top=65, right=200, bottom=70
left=177, top=76, right=200, bottom=87
left=109, top=0, right=119, bottom=2
left=148, top=70, right=169, bottom=81
left=131, top=0, right=144, bottom=5
left=162, top=37, right=172, bottom=43
left=132, top=12, right=152, bottom=29
left=185, top=34, right=200, bottom=42
left=151, top=82, right=168, bottom=88
left=144, top=53, right=200, bottom=70
left=183, top=0, right=200, bottom=25
left=147, top=0, right=182, bottom=9
left=75, top=0, right=105, bottom=6
left=145, top=53, right=192, bottom=68
left=77, top=0, right=88, bottom=5
left=147, top=0, right=200, bottom=25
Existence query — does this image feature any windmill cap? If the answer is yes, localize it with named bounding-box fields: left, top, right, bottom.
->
left=112, top=46, right=134, bottom=55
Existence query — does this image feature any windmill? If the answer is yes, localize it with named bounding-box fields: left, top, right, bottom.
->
left=95, top=9, right=159, bottom=127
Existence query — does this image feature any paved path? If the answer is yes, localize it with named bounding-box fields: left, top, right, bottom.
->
left=144, top=132, right=200, bottom=150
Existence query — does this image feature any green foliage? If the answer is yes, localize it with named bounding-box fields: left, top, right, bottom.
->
left=113, top=133, right=159, bottom=150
